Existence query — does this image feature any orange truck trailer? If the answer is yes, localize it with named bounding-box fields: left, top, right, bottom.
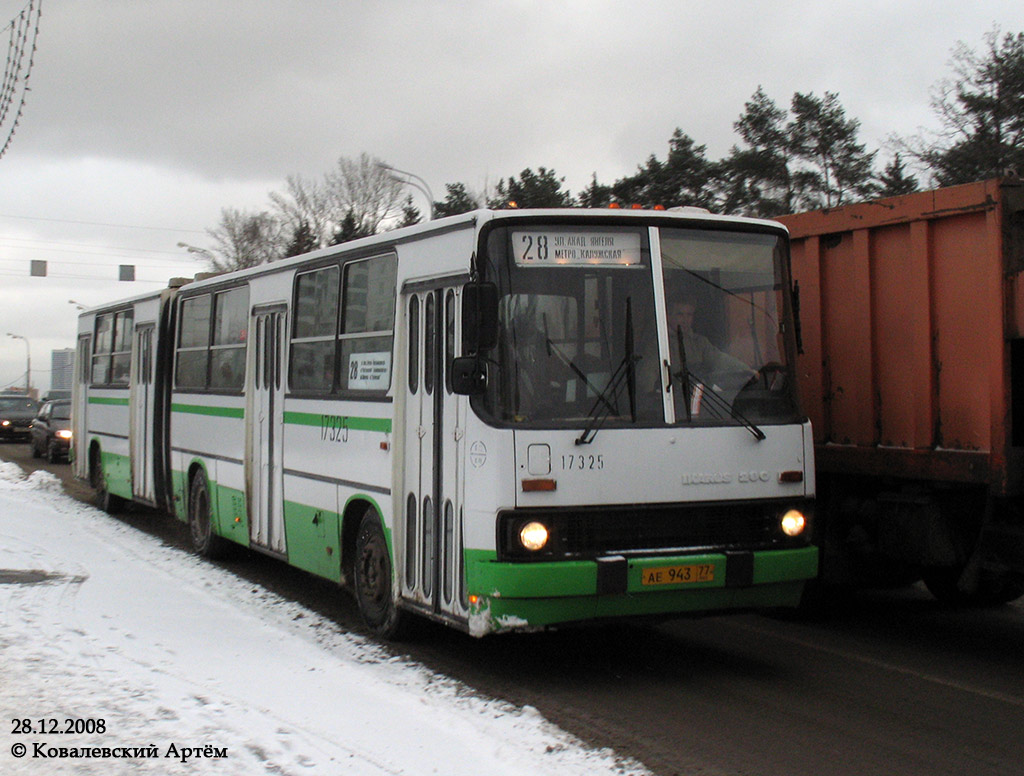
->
left=779, top=178, right=1024, bottom=604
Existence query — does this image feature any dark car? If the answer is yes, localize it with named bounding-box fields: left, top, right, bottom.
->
left=29, top=399, right=72, bottom=462
left=0, top=395, right=40, bottom=441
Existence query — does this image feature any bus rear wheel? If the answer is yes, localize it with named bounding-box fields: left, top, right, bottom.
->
left=188, top=471, right=229, bottom=559
left=354, top=510, right=405, bottom=639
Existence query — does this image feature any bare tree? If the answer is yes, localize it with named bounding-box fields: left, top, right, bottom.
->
left=269, top=174, right=334, bottom=249
left=268, top=154, right=410, bottom=248
left=326, top=153, right=406, bottom=239
left=180, top=208, right=285, bottom=272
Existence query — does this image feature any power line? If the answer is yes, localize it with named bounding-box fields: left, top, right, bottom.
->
left=0, top=239, right=204, bottom=261
left=0, top=234, right=194, bottom=254
left=0, top=211, right=207, bottom=234
left=0, top=268, right=169, bottom=282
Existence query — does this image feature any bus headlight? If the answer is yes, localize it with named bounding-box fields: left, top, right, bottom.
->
left=519, top=521, right=550, bottom=551
left=780, top=509, right=807, bottom=537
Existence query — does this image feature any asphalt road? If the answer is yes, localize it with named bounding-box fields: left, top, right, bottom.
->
left=3, top=440, right=1022, bottom=776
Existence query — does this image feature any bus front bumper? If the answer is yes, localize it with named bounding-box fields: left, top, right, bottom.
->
left=465, top=546, right=818, bottom=635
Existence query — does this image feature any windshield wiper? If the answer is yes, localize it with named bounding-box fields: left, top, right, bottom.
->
left=674, top=325, right=765, bottom=442
left=576, top=298, right=638, bottom=445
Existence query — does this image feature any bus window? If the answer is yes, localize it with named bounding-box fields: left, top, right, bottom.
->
left=209, top=287, right=249, bottom=391
left=445, top=289, right=456, bottom=394
left=92, top=313, right=114, bottom=384
left=91, top=310, right=133, bottom=386
left=424, top=293, right=435, bottom=396
left=291, top=266, right=339, bottom=393
left=339, top=255, right=397, bottom=393
left=110, top=310, right=134, bottom=385
left=405, top=493, right=417, bottom=591
left=408, top=295, right=419, bottom=394
left=176, top=295, right=212, bottom=390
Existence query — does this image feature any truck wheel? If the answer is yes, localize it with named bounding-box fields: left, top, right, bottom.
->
left=188, top=471, right=229, bottom=559
left=923, top=567, right=1024, bottom=606
left=354, top=510, right=406, bottom=639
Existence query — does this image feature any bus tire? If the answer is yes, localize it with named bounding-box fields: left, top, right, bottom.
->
left=354, top=510, right=406, bottom=639
left=90, top=445, right=124, bottom=514
left=188, top=471, right=229, bottom=559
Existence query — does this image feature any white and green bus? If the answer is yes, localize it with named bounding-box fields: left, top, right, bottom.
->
left=74, top=207, right=817, bottom=637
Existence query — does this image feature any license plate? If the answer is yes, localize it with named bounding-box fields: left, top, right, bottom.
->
left=641, top=563, right=715, bottom=586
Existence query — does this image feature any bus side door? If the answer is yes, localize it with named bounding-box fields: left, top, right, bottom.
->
left=72, top=334, right=91, bottom=480
left=129, top=324, right=155, bottom=503
left=247, top=305, right=287, bottom=557
left=401, top=286, right=468, bottom=621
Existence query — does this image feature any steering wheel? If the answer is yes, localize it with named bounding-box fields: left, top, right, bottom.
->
left=738, top=361, right=786, bottom=392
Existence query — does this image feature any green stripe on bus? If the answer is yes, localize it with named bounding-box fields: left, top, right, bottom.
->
left=283, top=411, right=392, bottom=433
left=88, top=396, right=130, bottom=406
left=171, top=403, right=245, bottom=419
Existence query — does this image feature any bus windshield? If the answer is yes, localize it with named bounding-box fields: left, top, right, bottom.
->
left=477, top=222, right=798, bottom=429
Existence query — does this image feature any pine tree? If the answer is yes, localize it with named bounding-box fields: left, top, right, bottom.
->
left=721, top=88, right=877, bottom=216
left=488, top=167, right=575, bottom=208
left=330, top=211, right=373, bottom=245
left=397, top=195, right=421, bottom=227
left=284, top=220, right=319, bottom=257
left=720, top=87, right=796, bottom=216
left=876, top=154, right=919, bottom=197
left=577, top=173, right=613, bottom=208
left=611, top=129, right=714, bottom=209
left=788, top=91, right=877, bottom=209
left=433, top=182, right=481, bottom=217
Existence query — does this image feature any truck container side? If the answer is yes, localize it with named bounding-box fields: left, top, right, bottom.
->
left=779, top=178, right=1024, bottom=603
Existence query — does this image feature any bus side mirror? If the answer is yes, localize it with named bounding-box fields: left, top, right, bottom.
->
left=451, top=356, right=487, bottom=395
left=462, top=282, right=499, bottom=353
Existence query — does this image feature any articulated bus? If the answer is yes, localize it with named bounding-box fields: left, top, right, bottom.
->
left=73, top=208, right=817, bottom=637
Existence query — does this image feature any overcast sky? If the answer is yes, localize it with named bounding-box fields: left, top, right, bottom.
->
left=2, top=0, right=1023, bottom=392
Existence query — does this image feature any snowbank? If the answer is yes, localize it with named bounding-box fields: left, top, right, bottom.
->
left=0, top=463, right=647, bottom=775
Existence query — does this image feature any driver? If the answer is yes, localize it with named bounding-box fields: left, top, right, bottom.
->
left=666, top=296, right=754, bottom=384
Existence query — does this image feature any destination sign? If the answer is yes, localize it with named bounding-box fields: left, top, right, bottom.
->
left=512, top=230, right=642, bottom=266
left=347, top=351, right=391, bottom=390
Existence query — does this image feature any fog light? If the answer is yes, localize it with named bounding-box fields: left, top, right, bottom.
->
left=519, top=521, right=549, bottom=551
left=780, top=509, right=806, bottom=537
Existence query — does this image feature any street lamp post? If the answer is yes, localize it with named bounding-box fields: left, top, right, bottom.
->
left=6, top=333, right=30, bottom=395
left=377, top=163, right=435, bottom=221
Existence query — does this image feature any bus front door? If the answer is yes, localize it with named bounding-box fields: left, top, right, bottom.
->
left=129, top=324, right=155, bottom=503
left=402, top=286, right=468, bottom=622
left=247, top=306, right=287, bottom=557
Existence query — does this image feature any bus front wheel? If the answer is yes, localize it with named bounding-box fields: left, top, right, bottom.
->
left=354, top=510, right=405, bottom=639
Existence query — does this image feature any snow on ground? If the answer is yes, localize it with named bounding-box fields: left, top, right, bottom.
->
left=0, top=462, right=649, bottom=775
